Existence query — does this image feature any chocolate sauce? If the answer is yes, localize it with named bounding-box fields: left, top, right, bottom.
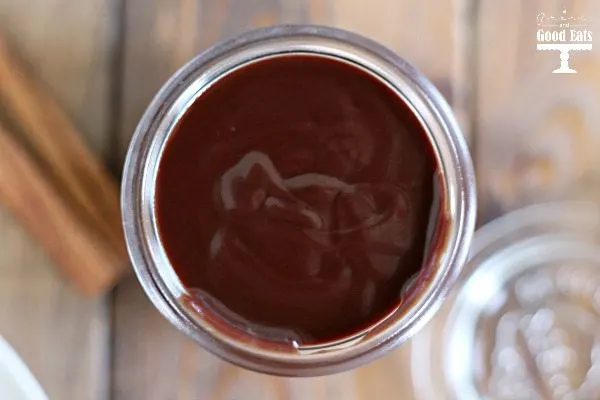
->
left=155, top=54, right=445, bottom=344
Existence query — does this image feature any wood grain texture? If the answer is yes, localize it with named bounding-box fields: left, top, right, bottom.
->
left=0, top=0, right=115, bottom=398
left=476, top=0, right=600, bottom=222
left=115, top=0, right=467, bottom=399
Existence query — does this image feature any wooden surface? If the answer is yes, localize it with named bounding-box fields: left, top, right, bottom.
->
left=0, top=1, right=114, bottom=399
left=476, top=0, right=600, bottom=221
left=0, top=0, right=599, bottom=399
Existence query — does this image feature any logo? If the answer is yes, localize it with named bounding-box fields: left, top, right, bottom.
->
left=537, top=9, right=593, bottom=74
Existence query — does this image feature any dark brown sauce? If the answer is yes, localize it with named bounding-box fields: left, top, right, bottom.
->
left=155, top=54, right=446, bottom=344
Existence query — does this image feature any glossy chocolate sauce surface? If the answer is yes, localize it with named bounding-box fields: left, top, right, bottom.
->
left=155, top=54, right=443, bottom=344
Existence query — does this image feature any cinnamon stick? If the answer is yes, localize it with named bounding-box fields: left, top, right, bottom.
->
left=0, top=125, right=122, bottom=295
left=0, top=34, right=126, bottom=263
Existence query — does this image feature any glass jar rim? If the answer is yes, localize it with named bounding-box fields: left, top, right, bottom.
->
left=121, top=24, right=476, bottom=376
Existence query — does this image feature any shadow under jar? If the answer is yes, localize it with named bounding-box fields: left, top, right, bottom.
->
left=121, top=25, right=476, bottom=376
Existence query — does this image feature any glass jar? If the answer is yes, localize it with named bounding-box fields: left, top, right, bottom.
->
left=411, top=202, right=600, bottom=399
left=121, top=25, right=476, bottom=376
